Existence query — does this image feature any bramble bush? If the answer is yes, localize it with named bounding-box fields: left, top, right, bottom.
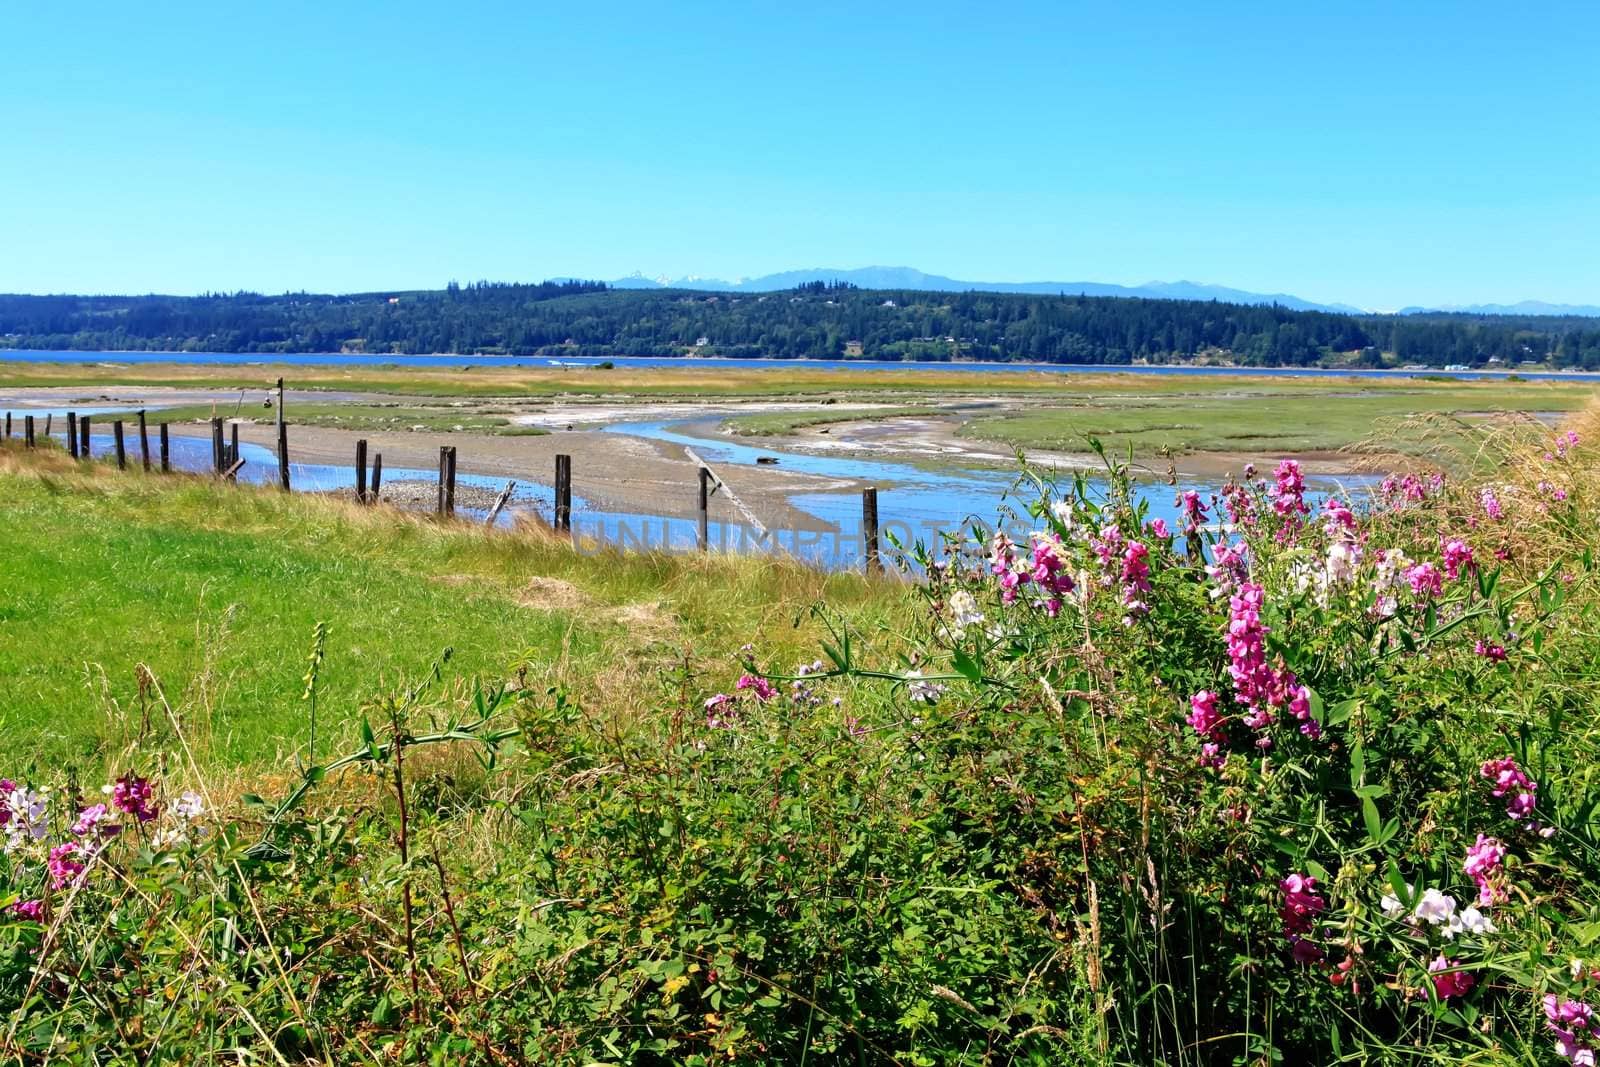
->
left=4, top=416, right=1600, bottom=1064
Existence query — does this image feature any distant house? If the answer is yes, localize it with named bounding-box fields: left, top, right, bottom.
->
left=881, top=299, right=896, bottom=308
left=844, top=340, right=864, bottom=357
left=695, top=336, right=709, bottom=347
left=387, top=297, right=400, bottom=305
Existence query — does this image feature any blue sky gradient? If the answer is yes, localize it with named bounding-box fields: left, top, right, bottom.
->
left=3, top=1, right=1597, bottom=308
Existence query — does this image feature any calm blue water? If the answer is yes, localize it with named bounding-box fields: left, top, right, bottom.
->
left=1, top=348, right=1594, bottom=382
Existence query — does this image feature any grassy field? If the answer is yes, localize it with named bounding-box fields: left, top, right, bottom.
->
left=100, top=399, right=550, bottom=436
left=0, top=444, right=896, bottom=772
left=721, top=404, right=941, bottom=435
left=961, top=379, right=1594, bottom=458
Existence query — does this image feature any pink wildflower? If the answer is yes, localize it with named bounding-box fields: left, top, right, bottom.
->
left=1442, top=539, right=1475, bottom=580
left=1147, top=517, right=1171, bottom=540
left=1428, top=956, right=1476, bottom=999
left=47, top=842, right=85, bottom=889
left=72, top=803, right=116, bottom=838
left=1404, top=562, right=1443, bottom=599
left=1544, top=995, right=1596, bottom=1066
left=1475, top=640, right=1507, bottom=663
left=1480, top=486, right=1503, bottom=520
left=704, top=693, right=738, bottom=729
left=1463, top=834, right=1507, bottom=906
left=1272, top=460, right=1309, bottom=519
left=112, top=773, right=157, bottom=823
left=1480, top=757, right=1536, bottom=821
left=1280, top=873, right=1326, bottom=962
left=736, top=674, right=776, bottom=702
left=1322, top=498, right=1356, bottom=536
left=1119, top=541, right=1151, bottom=618
left=1179, top=490, right=1209, bottom=535
left=8, top=899, right=43, bottom=922
left=1186, top=690, right=1225, bottom=741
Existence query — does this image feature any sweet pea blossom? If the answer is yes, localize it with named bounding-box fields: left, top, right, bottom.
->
left=905, top=670, right=947, bottom=705
left=1545, top=995, right=1596, bottom=1066
left=1480, top=486, right=1503, bottom=520
left=1481, top=757, right=1537, bottom=821
left=110, top=773, right=157, bottom=823
left=72, top=803, right=116, bottom=838
left=736, top=674, right=776, bottom=702
left=1429, top=955, right=1476, bottom=999
left=1179, top=490, right=1209, bottom=535
left=1404, top=562, right=1444, bottom=600
left=1475, top=640, right=1507, bottom=662
left=1205, top=541, right=1249, bottom=600
left=1442, top=539, right=1475, bottom=580
left=1271, top=460, right=1309, bottom=520
left=1280, top=873, right=1326, bottom=962
left=47, top=841, right=86, bottom=888
left=4, top=787, right=50, bottom=851
left=1463, top=834, right=1507, bottom=906
left=8, top=900, right=43, bottom=922
left=704, top=694, right=738, bottom=729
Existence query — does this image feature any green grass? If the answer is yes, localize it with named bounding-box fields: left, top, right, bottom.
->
left=962, top=381, right=1595, bottom=457
left=0, top=446, right=893, bottom=772
left=721, top=405, right=941, bottom=435
left=105, top=400, right=549, bottom=436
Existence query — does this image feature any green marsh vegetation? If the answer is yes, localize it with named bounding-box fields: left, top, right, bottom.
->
left=4, top=397, right=1600, bottom=1064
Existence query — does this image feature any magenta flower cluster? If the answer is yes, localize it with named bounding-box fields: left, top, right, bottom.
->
left=1179, top=490, right=1209, bottom=535
left=1271, top=460, right=1309, bottom=521
left=112, top=773, right=158, bottom=823
left=1545, top=995, right=1596, bottom=1065
left=1428, top=955, right=1476, bottom=1000
left=1462, top=834, right=1507, bottom=906
left=1481, top=757, right=1537, bottom=821
left=1441, top=538, right=1475, bottom=580
left=1279, top=873, right=1326, bottom=963
left=1224, top=583, right=1316, bottom=744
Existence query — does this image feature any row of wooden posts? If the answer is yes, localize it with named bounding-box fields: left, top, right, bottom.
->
left=4, top=383, right=885, bottom=572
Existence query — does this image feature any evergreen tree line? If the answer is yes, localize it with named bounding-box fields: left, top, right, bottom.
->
left=2, top=283, right=1598, bottom=368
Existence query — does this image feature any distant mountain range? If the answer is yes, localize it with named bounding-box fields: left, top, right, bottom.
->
left=1396, top=300, right=1600, bottom=318
left=605, top=266, right=1598, bottom=318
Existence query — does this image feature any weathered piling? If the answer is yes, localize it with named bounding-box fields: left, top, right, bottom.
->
left=113, top=421, right=127, bottom=470
left=67, top=412, right=79, bottom=459
left=862, top=486, right=881, bottom=574
left=159, top=423, right=170, bottom=472
left=554, top=454, right=572, bottom=532
left=138, top=410, right=151, bottom=471
left=698, top=467, right=711, bottom=550
left=355, top=439, right=368, bottom=503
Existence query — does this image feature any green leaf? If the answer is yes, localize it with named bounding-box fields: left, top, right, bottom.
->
left=951, top=649, right=982, bottom=683
left=1361, top=795, right=1382, bottom=843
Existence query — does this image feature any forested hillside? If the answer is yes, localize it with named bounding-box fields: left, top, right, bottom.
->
left=4, top=281, right=1600, bottom=368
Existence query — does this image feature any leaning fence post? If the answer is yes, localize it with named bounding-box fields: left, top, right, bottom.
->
left=67, top=412, right=79, bottom=460
left=862, top=486, right=881, bottom=575
left=43, top=414, right=52, bottom=437
left=137, top=410, right=150, bottom=471
left=113, top=420, right=127, bottom=470
left=24, top=415, right=35, bottom=449
left=159, top=423, right=170, bottom=472
left=555, top=454, right=572, bottom=532
left=697, top=467, right=711, bottom=551
left=355, top=439, right=368, bottom=503
left=485, top=479, right=515, bottom=526
left=370, top=453, right=383, bottom=502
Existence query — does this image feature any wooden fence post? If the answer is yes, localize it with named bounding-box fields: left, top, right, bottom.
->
left=43, top=414, right=52, bottom=437
left=275, top=378, right=291, bottom=491
left=23, top=415, right=35, bottom=449
left=80, top=416, right=90, bottom=458
left=554, top=454, right=572, bottom=532
left=862, top=486, right=881, bottom=575
left=3, top=412, right=9, bottom=439
left=355, top=439, right=368, bottom=503
left=697, top=467, right=711, bottom=551
left=445, top=447, right=457, bottom=516
left=159, top=423, right=170, bottom=472
left=229, top=422, right=240, bottom=468
left=67, top=412, right=79, bottom=460
left=370, top=453, right=382, bottom=502
left=210, top=418, right=224, bottom=475
left=137, top=410, right=150, bottom=471
left=113, top=420, right=127, bottom=470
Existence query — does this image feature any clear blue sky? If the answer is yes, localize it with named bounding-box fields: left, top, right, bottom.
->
left=3, top=1, right=1596, bottom=309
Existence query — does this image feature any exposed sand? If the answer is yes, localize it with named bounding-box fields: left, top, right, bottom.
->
left=165, top=419, right=845, bottom=531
